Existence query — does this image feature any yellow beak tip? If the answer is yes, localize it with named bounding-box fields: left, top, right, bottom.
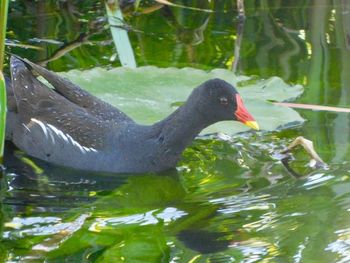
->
left=245, top=121, right=260, bottom=130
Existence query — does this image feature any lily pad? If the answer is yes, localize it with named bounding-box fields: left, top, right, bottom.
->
left=60, top=67, right=304, bottom=134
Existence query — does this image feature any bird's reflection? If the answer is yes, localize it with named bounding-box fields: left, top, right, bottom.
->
left=2, top=142, right=236, bottom=255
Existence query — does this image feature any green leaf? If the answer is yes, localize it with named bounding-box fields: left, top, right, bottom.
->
left=0, top=0, right=9, bottom=70
left=105, top=0, right=136, bottom=68
left=61, top=67, right=304, bottom=134
left=0, top=0, right=8, bottom=163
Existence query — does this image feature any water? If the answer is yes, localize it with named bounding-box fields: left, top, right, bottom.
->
left=1, top=1, right=350, bottom=262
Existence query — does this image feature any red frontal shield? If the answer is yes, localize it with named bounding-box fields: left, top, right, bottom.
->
left=234, top=94, right=259, bottom=130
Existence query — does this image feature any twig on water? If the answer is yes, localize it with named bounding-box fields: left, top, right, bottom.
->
left=232, top=0, right=245, bottom=73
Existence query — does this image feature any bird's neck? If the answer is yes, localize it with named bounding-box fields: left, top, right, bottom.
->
left=155, top=102, right=211, bottom=154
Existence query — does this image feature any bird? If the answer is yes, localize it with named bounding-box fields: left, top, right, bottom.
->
left=5, top=56, right=259, bottom=173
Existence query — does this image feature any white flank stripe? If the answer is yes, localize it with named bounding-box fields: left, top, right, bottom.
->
left=31, top=118, right=48, bottom=138
left=31, top=118, right=98, bottom=154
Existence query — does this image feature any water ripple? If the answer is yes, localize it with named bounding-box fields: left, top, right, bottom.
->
left=89, top=207, right=188, bottom=232
left=302, top=173, right=335, bottom=189
left=326, top=228, right=350, bottom=263
left=210, top=194, right=275, bottom=214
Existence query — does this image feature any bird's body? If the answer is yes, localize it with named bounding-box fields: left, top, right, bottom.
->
left=6, top=56, right=258, bottom=173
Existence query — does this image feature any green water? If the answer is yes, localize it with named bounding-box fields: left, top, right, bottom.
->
left=1, top=1, right=350, bottom=262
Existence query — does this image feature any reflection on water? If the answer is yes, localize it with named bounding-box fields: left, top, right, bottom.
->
left=327, top=228, right=350, bottom=263
left=1, top=0, right=350, bottom=262
left=2, top=130, right=350, bottom=262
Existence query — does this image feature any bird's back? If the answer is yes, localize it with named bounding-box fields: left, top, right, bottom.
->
left=6, top=56, right=136, bottom=172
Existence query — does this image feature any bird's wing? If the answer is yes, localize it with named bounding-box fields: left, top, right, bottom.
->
left=18, top=55, right=134, bottom=124
left=10, top=56, right=116, bottom=152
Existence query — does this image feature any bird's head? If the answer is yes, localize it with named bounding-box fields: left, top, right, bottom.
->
left=191, top=78, right=259, bottom=130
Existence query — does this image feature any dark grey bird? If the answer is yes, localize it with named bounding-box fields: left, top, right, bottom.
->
left=5, top=56, right=258, bottom=173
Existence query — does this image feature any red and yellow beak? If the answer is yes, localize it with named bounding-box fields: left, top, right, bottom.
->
left=234, top=94, right=259, bottom=130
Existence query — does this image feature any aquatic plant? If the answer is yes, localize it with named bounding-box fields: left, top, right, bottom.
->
left=0, top=0, right=9, bottom=162
left=105, top=0, right=136, bottom=68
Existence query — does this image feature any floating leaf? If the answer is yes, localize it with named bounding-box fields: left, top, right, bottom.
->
left=61, top=67, right=304, bottom=134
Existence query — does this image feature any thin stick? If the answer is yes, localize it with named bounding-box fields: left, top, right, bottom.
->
left=274, top=102, right=350, bottom=113
left=282, top=136, right=325, bottom=164
left=38, top=33, right=89, bottom=66
left=154, top=0, right=213, bottom=13
left=232, top=0, right=245, bottom=73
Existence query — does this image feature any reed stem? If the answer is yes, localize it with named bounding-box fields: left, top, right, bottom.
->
left=0, top=0, right=9, bottom=70
left=0, top=0, right=9, bottom=162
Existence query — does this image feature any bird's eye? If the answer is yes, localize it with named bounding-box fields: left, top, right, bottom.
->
left=219, top=97, right=229, bottom=106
